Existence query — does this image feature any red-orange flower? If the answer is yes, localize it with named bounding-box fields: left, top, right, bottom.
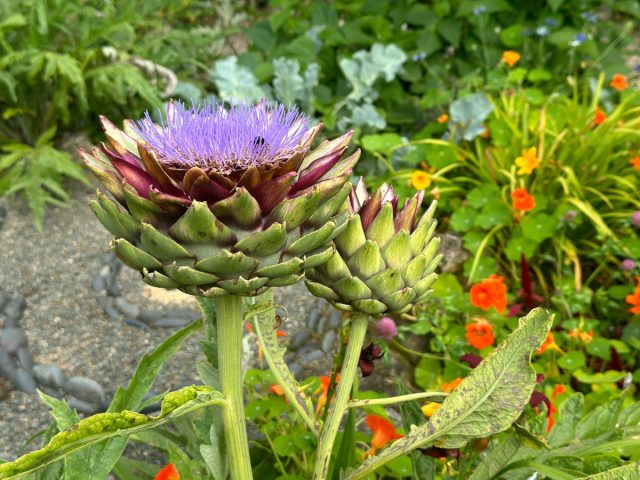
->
left=465, top=318, right=495, bottom=349
left=511, top=187, right=535, bottom=212
left=470, top=275, right=508, bottom=313
left=437, top=113, right=449, bottom=123
left=551, top=384, right=566, bottom=400
left=440, top=377, right=463, bottom=393
left=626, top=278, right=640, bottom=314
left=365, top=414, right=404, bottom=455
left=593, top=109, right=606, bottom=126
left=269, top=384, right=284, bottom=396
left=610, top=74, right=629, bottom=91
left=155, top=464, right=180, bottom=480
left=547, top=401, right=558, bottom=433
left=314, top=373, right=340, bottom=414
left=630, top=156, right=640, bottom=170
left=536, top=332, right=562, bottom=354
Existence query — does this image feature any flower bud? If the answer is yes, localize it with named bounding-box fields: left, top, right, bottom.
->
left=376, top=316, right=398, bottom=340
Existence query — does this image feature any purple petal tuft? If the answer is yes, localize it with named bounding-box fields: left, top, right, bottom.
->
left=132, top=99, right=310, bottom=174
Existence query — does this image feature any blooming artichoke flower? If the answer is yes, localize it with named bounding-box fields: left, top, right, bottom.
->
left=305, top=179, right=441, bottom=315
left=80, top=100, right=359, bottom=296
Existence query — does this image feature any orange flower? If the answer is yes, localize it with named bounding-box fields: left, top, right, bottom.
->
left=511, top=187, right=535, bottom=212
left=269, top=384, right=284, bottom=396
left=440, top=377, right=463, bottom=393
left=410, top=170, right=432, bottom=190
left=626, top=278, right=640, bottom=314
left=155, top=464, right=180, bottom=480
left=547, top=401, right=558, bottom=433
left=593, top=109, right=606, bottom=126
left=365, top=414, right=403, bottom=455
left=437, top=114, right=449, bottom=123
left=470, top=275, right=508, bottom=313
left=568, top=328, right=593, bottom=343
left=630, top=156, right=640, bottom=170
left=551, top=384, right=566, bottom=400
left=314, top=373, right=340, bottom=414
left=465, top=318, right=495, bottom=349
left=610, top=74, right=629, bottom=91
left=515, top=147, right=540, bottom=175
left=502, top=50, right=521, bottom=67
left=536, top=332, right=562, bottom=354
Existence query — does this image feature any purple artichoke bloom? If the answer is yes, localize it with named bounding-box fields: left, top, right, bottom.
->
left=80, top=99, right=360, bottom=297
left=376, top=316, right=398, bottom=340
left=622, top=259, right=636, bottom=272
left=632, top=211, right=640, bottom=228
left=133, top=100, right=310, bottom=174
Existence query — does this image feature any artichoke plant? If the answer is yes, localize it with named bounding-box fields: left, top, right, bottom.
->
left=305, top=179, right=441, bottom=315
left=79, top=100, right=359, bottom=297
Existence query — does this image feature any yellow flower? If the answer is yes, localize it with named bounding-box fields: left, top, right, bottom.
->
left=421, top=402, right=441, bottom=418
left=410, top=170, right=431, bottom=190
left=515, top=147, right=540, bottom=175
left=502, top=50, right=521, bottom=67
left=437, top=114, right=448, bottom=124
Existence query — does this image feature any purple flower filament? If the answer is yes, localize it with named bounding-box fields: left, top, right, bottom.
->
left=134, top=99, right=310, bottom=174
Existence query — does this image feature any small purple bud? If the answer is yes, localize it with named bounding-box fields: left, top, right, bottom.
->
left=358, top=343, right=384, bottom=377
left=632, top=211, right=640, bottom=228
left=376, top=316, right=398, bottom=340
left=622, top=259, right=636, bottom=271
left=460, top=353, right=483, bottom=368
left=564, top=210, right=577, bottom=221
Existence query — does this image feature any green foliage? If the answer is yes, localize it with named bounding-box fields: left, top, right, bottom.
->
left=467, top=391, right=640, bottom=479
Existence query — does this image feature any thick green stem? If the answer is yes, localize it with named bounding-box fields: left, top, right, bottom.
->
left=312, top=313, right=369, bottom=480
left=214, top=295, right=254, bottom=480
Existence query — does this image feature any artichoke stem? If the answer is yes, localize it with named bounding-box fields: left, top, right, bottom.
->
left=312, top=313, right=369, bottom=480
left=214, top=294, right=254, bottom=480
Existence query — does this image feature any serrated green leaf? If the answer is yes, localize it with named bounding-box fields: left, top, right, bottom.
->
left=346, top=308, right=553, bottom=479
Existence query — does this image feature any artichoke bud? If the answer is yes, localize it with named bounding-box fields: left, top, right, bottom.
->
left=305, top=178, right=441, bottom=315
left=82, top=100, right=360, bottom=297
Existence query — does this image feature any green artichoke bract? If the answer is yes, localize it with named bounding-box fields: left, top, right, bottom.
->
left=305, top=179, right=441, bottom=315
left=80, top=100, right=359, bottom=296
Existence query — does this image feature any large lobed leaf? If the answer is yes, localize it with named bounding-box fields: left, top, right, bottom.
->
left=346, top=307, right=552, bottom=479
